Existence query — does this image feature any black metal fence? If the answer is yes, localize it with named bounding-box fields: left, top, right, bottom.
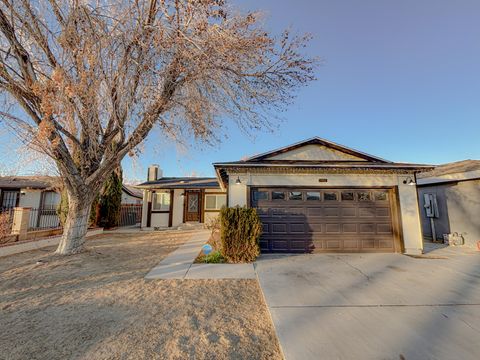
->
left=28, top=208, right=62, bottom=231
left=119, top=205, right=142, bottom=227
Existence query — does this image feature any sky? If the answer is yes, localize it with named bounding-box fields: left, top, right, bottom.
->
left=1, top=0, right=479, bottom=182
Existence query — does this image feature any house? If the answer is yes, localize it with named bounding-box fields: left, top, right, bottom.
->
left=416, top=160, right=480, bottom=247
left=213, top=137, right=433, bottom=255
left=121, top=184, right=143, bottom=205
left=137, top=165, right=226, bottom=229
left=0, top=176, right=62, bottom=230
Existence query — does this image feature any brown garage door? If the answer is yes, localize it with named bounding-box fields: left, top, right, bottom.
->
left=251, top=188, right=398, bottom=253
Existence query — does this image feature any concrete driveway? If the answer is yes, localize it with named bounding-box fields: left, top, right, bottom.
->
left=255, top=245, right=480, bottom=360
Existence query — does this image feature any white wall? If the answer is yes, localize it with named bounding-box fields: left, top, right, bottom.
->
left=18, top=190, right=42, bottom=208
left=227, top=171, right=424, bottom=254
left=172, top=189, right=184, bottom=226
left=150, top=212, right=169, bottom=227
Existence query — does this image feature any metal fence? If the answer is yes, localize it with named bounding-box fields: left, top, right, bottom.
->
left=28, top=208, right=62, bottom=231
left=119, top=204, right=142, bottom=227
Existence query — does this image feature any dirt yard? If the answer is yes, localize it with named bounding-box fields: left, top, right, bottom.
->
left=0, top=231, right=282, bottom=360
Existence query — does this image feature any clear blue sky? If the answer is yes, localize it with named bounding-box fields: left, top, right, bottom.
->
left=122, top=0, right=479, bottom=182
left=2, top=0, right=479, bottom=181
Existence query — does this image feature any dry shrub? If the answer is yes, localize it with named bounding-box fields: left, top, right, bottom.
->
left=0, top=212, right=13, bottom=243
left=220, top=207, right=262, bottom=263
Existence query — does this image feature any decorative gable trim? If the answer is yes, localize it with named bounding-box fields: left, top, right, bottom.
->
left=246, top=137, right=391, bottom=163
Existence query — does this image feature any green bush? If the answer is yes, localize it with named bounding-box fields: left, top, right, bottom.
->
left=220, top=206, right=262, bottom=263
left=203, top=251, right=225, bottom=263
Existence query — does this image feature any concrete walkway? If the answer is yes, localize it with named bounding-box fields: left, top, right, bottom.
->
left=145, top=230, right=256, bottom=279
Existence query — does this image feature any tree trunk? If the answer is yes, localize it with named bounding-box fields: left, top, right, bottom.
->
left=55, top=194, right=92, bottom=255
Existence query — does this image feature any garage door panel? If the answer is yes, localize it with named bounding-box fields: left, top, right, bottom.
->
left=342, top=223, right=357, bottom=233
left=252, top=187, right=397, bottom=253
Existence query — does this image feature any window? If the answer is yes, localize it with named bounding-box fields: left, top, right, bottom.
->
left=324, top=192, right=338, bottom=201
left=205, top=194, right=226, bottom=210
left=341, top=191, right=355, bottom=201
left=152, top=192, right=170, bottom=211
left=375, top=191, right=388, bottom=201
left=253, top=190, right=268, bottom=201
left=272, top=191, right=285, bottom=200
left=288, top=191, right=303, bottom=200
left=42, top=191, right=59, bottom=209
left=358, top=192, right=372, bottom=201
left=306, top=192, right=321, bottom=200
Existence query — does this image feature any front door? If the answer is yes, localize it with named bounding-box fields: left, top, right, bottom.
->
left=185, top=191, right=201, bottom=222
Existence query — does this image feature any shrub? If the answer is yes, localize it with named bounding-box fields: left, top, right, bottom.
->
left=220, top=206, right=262, bottom=263
left=203, top=250, right=225, bottom=263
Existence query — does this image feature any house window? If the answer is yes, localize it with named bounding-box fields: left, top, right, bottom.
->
left=42, top=191, right=59, bottom=209
left=205, top=194, right=226, bottom=210
left=152, top=192, right=171, bottom=211
left=1, top=190, right=19, bottom=209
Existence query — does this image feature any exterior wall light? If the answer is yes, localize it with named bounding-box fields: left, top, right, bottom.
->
left=403, top=177, right=416, bottom=186
left=235, top=176, right=241, bottom=185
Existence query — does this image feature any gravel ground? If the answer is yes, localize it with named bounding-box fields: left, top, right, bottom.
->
left=0, top=231, right=282, bottom=360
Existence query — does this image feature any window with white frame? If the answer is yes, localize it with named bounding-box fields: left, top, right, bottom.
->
left=42, top=191, right=60, bottom=209
left=152, top=192, right=171, bottom=211
left=204, top=194, right=226, bottom=210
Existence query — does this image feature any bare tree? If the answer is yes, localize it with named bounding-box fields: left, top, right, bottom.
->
left=0, top=0, right=317, bottom=255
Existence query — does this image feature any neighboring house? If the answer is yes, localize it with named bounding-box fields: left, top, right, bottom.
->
left=137, top=165, right=226, bottom=229
left=214, top=137, right=433, bottom=255
left=0, top=176, right=62, bottom=229
left=121, top=184, right=143, bottom=205
left=417, top=160, right=480, bottom=247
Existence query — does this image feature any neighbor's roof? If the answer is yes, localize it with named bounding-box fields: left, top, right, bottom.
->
left=0, top=176, right=61, bottom=190
left=122, top=184, right=143, bottom=198
left=136, top=177, right=220, bottom=189
left=417, top=160, right=480, bottom=178
left=416, top=160, right=480, bottom=185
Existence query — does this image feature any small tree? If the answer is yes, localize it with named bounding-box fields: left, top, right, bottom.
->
left=98, top=167, right=122, bottom=229
left=0, top=0, right=317, bottom=254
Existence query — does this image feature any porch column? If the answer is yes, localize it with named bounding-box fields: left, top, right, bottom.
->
left=397, top=177, right=423, bottom=255
left=11, top=207, right=31, bottom=241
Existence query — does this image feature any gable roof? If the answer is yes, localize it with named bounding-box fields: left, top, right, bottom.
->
left=122, top=184, right=143, bottom=199
left=245, top=137, right=391, bottom=163
left=417, top=160, right=480, bottom=185
left=136, top=177, right=220, bottom=189
left=0, top=176, right=61, bottom=190
left=213, top=137, right=434, bottom=188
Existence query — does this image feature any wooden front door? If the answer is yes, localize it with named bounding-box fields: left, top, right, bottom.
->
left=185, top=191, right=201, bottom=222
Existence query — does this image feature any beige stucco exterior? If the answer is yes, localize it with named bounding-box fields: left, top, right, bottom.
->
left=266, top=144, right=367, bottom=161
left=227, top=171, right=424, bottom=255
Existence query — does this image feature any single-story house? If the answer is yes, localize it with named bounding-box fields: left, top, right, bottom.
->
left=137, top=165, right=226, bottom=229
left=416, top=160, right=480, bottom=247
left=213, top=137, right=434, bottom=255
left=121, top=184, right=143, bottom=205
left=0, top=176, right=62, bottom=229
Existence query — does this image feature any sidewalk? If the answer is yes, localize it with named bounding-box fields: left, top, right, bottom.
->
left=145, top=230, right=256, bottom=280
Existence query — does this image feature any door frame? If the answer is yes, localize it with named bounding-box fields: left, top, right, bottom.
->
left=183, top=189, right=204, bottom=223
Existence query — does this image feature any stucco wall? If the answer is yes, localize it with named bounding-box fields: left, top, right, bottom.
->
left=418, top=180, right=480, bottom=247
left=227, top=172, right=424, bottom=254
left=18, top=190, right=42, bottom=208
left=172, top=189, right=184, bottom=227
left=150, top=212, right=169, bottom=228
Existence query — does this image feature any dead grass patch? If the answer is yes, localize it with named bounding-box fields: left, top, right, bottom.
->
left=0, top=231, right=281, bottom=360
